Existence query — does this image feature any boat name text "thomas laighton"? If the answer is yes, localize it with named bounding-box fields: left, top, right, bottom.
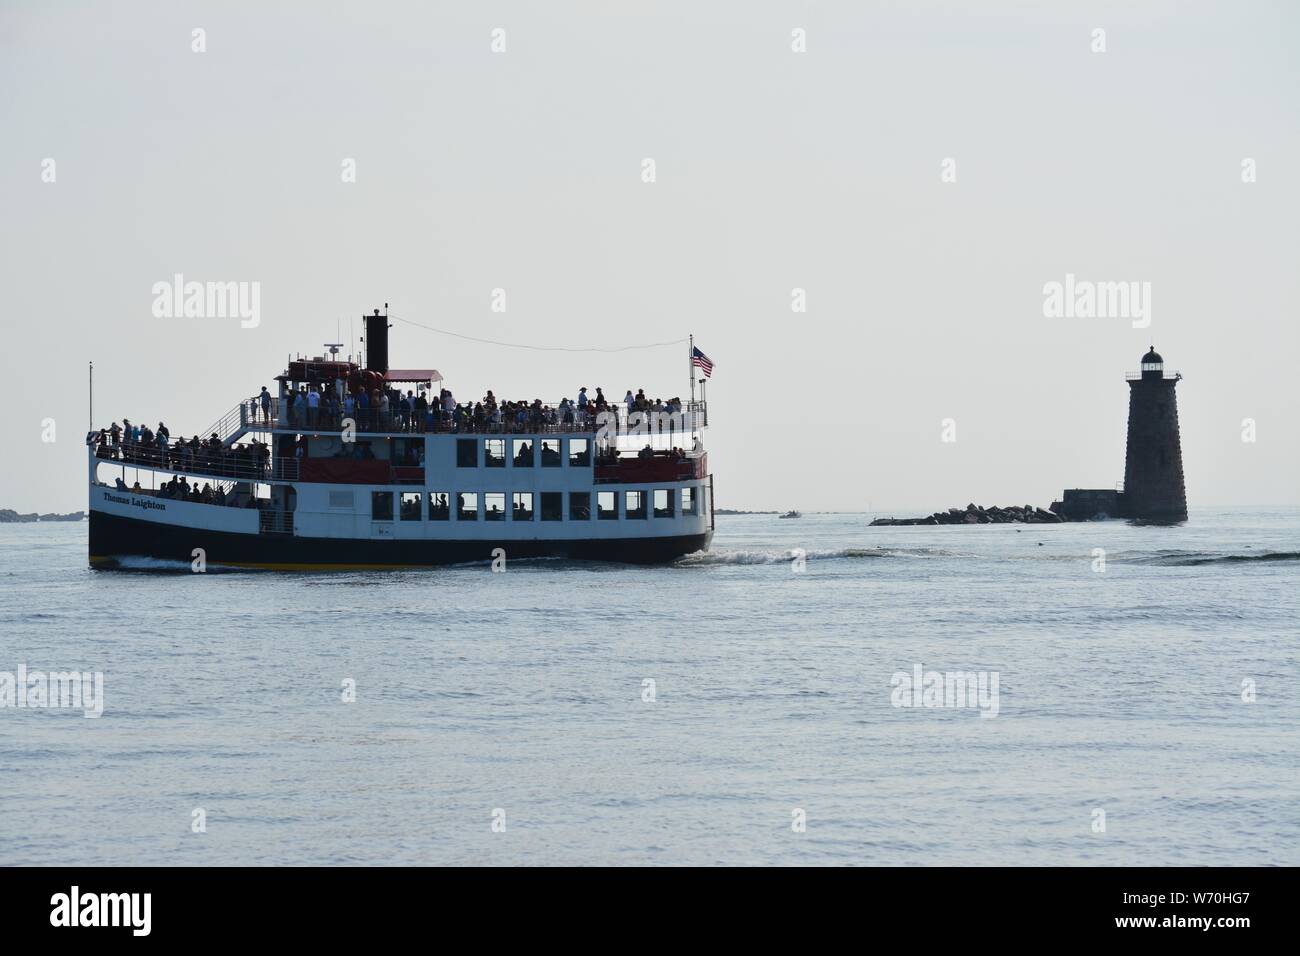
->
left=103, top=491, right=166, bottom=512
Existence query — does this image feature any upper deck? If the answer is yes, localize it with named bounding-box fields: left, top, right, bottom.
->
left=87, top=307, right=711, bottom=493
left=234, top=394, right=708, bottom=438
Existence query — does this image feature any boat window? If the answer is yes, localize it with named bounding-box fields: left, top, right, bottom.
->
left=371, top=491, right=394, bottom=521
left=568, top=438, right=590, bottom=467
left=540, top=439, right=560, bottom=467
left=512, top=492, right=534, bottom=521
left=457, top=439, right=477, bottom=468
left=428, top=492, right=450, bottom=521
left=329, top=490, right=354, bottom=509
left=400, top=492, right=422, bottom=521
left=682, top=486, right=697, bottom=515
left=540, top=492, right=562, bottom=521
left=484, top=493, right=505, bottom=521
left=653, top=489, right=674, bottom=517
left=485, top=440, right=505, bottom=468
left=597, top=491, right=617, bottom=520
left=625, top=490, right=647, bottom=520
left=393, top=438, right=423, bottom=466
left=570, top=492, right=591, bottom=521
left=512, top=439, right=533, bottom=467
left=457, top=492, right=478, bottom=521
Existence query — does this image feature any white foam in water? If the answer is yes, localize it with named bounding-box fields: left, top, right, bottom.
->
left=681, top=548, right=875, bottom=565
left=678, top=547, right=958, bottom=565
left=111, top=556, right=197, bottom=571
left=111, top=555, right=240, bottom=573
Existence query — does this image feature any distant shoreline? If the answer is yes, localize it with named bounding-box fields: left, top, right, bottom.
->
left=0, top=509, right=85, bottom=523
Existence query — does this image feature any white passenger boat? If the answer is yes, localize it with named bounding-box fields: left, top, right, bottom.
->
left=87, top=308, right=713, bottom=569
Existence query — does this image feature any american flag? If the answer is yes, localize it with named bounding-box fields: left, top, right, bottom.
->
left=691, top=346, right=714, bottom=378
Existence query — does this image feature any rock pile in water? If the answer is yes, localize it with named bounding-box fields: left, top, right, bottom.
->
left=869, top=503, right=1065, bottom=526
left=0, top=509, right=85, bottom=523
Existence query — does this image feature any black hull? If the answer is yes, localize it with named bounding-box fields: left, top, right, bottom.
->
left=89, top=511, right=711, bottom=569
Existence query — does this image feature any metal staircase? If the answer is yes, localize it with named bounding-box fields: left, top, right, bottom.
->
left=198, top=397, right=258, bottom=448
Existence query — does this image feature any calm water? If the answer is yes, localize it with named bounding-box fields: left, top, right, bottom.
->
left=1, top=509, right=1297, bottom=866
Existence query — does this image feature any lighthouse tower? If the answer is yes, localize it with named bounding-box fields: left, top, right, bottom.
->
left=1121, top=347, right=1187, bottom=522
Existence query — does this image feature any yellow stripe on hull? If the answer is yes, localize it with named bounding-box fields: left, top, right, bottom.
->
left=89, top=555, right=443, bottom=571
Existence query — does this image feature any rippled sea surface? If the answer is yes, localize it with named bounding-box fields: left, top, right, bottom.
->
left=1, top=508, right=1297, bottom=866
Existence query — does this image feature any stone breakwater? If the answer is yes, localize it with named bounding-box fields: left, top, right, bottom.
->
left=870, top=503, right=1065, bottom=526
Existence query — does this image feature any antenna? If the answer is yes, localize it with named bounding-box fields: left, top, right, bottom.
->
left=324, top=343, right=345, bottom=359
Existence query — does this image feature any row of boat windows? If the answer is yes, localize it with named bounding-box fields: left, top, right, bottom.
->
left=351, top=488, right=699, bottom=522
left=459, top=438, right=589, bottom=468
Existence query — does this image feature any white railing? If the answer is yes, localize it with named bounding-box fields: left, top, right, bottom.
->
left=91, top=442, right=275, bottom=483
left=258, top=510, right=293, bottom=534
left=1125, top=371, right=1181, bottom=381
left=254, top=399, right=707, bottom=436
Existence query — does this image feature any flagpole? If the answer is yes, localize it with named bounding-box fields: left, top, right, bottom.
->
left=688, top=333, right=696, bottom=437
left=688, top=334, right=696, bottom=404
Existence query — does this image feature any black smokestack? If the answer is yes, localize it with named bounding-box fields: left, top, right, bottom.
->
left=364, top=307, right=389, bottom=374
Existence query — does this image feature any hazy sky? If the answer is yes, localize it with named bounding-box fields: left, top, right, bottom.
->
left=2, top=1, right=1297, bottom=512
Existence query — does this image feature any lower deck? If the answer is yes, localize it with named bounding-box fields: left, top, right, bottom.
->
left=88, top=427, right=714, bottom=567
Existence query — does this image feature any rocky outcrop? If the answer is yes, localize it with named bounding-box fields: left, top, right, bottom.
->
left=0, top=509, right=85, bottom=523
left=870, top=503, right=1065, bottom=526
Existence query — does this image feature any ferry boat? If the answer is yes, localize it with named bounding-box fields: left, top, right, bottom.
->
left=87, top=308, right=714, bottom=569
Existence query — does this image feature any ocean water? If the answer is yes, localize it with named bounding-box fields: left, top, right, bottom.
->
left=1, top=508, right=1296, bottom=866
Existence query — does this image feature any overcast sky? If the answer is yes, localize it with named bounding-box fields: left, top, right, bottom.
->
left=2, top=0, right=1296, bottom=513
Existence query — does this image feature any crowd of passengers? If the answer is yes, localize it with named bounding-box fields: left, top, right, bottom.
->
left=266, top=383, right=690, bottom=435
left=88, top=386, right=697, bottom=489
left=591, top=442, right=696, bottom=465
left=105, top=473, right=255, bottom=508
left=108, top=474, right=253, bottom=507
left=91, top=420, right=269, bottom=478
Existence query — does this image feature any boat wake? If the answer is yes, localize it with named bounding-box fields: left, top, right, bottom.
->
left=101, top=556, right=245, bottom=573
left=1116, top=550, right=1300, bottom=567
left=677, top=546, right=957, bottom=566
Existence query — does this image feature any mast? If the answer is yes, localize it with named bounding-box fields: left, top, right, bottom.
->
left=688, top=334, right=695, bottom=404
left=89, top=361, right=93, bottom=431
left=688, top=333, right=696, bottom=432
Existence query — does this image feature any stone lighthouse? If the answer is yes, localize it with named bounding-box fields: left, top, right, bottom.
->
left=1121, top=347, right=1187, bottom=522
